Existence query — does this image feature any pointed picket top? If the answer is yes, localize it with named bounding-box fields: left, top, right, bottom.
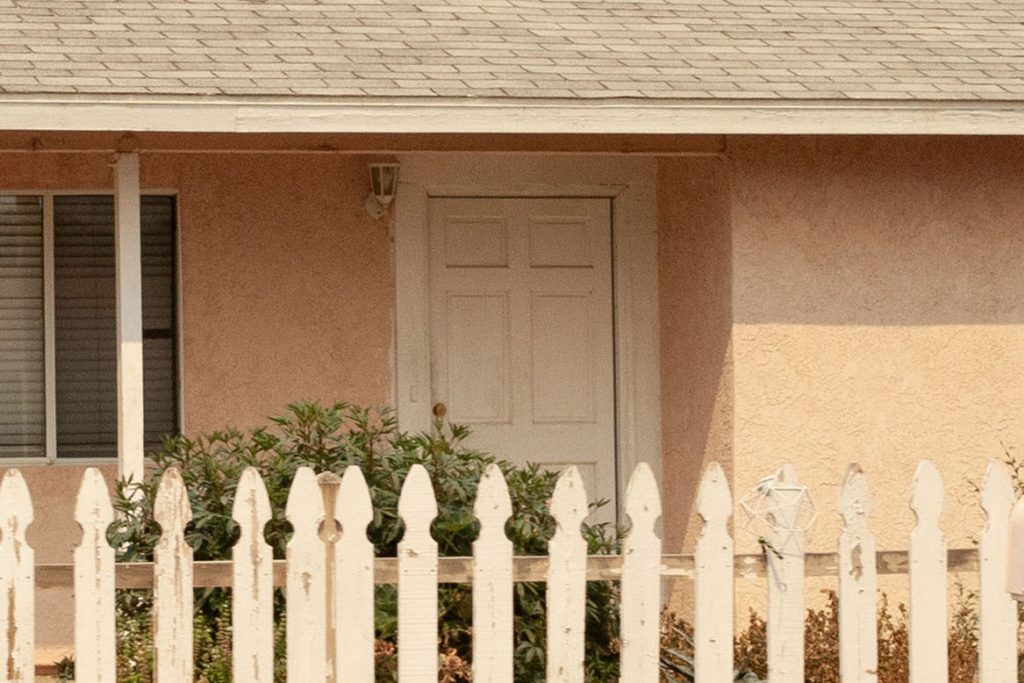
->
left=74, top=468, right=116, bottom=683
left=978, top=460, right=1017, bottom=682
left=981, top=460, right=1013, bottom=525
left=474, top=463, right=513, bottom=531
left=694, top=462, right=734, bottom=681
left=910, top=460, right=943, bottom=524
left=334, top=465, right=375, bottom=682
left=621, top=463, right=663, bottom=683
left=0, top=469, right=34, bottom=683
left=838, top=463, right=872, bottom=525
left=75, top=467, right=114, bottom=530
left=697, top=461, right=732, bottom=528
left=0, top=468, right=34, bottom=531
left=338, top=464, right=374, bottom=531
left=550, top=465, right=589, bottom=532
left=473, top=464, right=514, bottom=683
left=232, top=466, right=272, bottom=531
left=546, top=466, right=588, bottom=683
left=153, top=467, right=194, bottom=683
left=837, top=464, right=878, bottom=683
left=285, top=467, right=321, bottom=536
left=154, top=466, right=192, bottom=529
left=398, top=464, right=439, bottom=683
left=398, top=464, right=438, bottom=528
left=908, top=459, right=947, bottom=683
left=624, top=462, right=661, bottom=533
left=285, top=467, right=327, bottom=682
left=231, top=467, right=274, bottom=683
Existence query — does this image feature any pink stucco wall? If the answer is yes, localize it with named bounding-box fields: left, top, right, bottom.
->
left=0, top=151, right=393, bottom=657
left=657, top=156, right=733, bottom=553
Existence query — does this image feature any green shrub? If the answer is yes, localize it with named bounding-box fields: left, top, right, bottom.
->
left=108, top=402, right=620, bottom=682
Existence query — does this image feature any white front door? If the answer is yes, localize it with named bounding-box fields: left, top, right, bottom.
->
left=428, top=197, right=617, bottom=511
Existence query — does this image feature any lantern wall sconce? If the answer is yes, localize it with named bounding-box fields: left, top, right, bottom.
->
left=365, top=162, right=400, bottom=220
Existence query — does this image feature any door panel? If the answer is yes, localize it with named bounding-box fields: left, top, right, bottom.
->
left=429, top=197, right=616, bottom=512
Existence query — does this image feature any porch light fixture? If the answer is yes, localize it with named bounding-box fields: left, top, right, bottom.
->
left=365, top=162, right=400, bottom=220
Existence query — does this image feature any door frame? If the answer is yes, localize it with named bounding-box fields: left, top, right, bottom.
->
left=393, top=153, right=661, bottom=504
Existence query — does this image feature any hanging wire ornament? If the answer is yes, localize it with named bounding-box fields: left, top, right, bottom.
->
left=738, top=466, right=817, bottom=566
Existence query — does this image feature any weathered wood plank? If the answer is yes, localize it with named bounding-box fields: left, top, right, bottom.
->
left=73, top=468, right=115, bottom=683
left=978, top=461, right=1016, bottom=683
left=231, top=467, right=274, bottom=683
left=694, top=462, right=733, bottom=681
left=909, top=460, right=948, bottom=683
left=33, top=547, right=983, bottom=590
left=153, top=467, right=193, bottom=683
left=0, top=470, right=34, bottom=683
left=335, top=466, right=375, bottom=681
left=398, top=464, right=438, bottom=683
left=766, top=464, right=805, bottom=683
left=620, top=463, right=662, bottom=682
left=837, top=464, right=877, bottom=683
left=472, top=464, right=513, bottom=683
left=285, top=467, right=327, bottom=682
left=546, top=466, right=588, bottom=683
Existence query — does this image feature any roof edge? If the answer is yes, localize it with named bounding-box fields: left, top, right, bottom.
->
left=2, top=95, right=1024, bottom=136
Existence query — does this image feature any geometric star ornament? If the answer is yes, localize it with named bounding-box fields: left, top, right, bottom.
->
left=738, top=466, right=817, bottom=558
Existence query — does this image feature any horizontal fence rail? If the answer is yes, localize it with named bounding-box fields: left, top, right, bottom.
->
left=0, top=459, right=1018, bottom=682
left=33, top=547, right=984, bottom=589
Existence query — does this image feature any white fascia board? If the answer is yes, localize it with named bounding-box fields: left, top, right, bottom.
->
left=1, top=95, right=1024, bottom=135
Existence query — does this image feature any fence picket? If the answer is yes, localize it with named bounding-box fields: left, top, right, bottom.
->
left=978, top=461, right=1016, bottom=682
left=621, top=463, right=662, bottom=681
left=546, top=466, right=588, bottom=683
left=694, top=462, right=733, bottom=681
left=335, top=465, right=375, bottom=681
left=231, top=467, right=274, bottom=682
left=766, top=463, right=805, bottom=683
left=73, top=468, right=115, bottom=683
left=472, top=464, right=514, bottom=683
left=286, top=467, right=327, bottom=681
left=0, top=470, right=34, bottom=683
left=837, top=464, right=877, bottom=683
left=153, top=467, right=193, bottom=683
left=398, top=464, right=438, bottom=683
left=908, top=460, right=947, bottom=683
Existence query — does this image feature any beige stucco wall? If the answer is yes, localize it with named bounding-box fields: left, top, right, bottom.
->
left=656, top=137, right=1024, bottom=620
left=729, top=136, right=1024, bottom=556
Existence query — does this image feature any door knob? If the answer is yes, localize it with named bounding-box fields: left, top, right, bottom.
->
left=433, top=402, right=447, bottom=418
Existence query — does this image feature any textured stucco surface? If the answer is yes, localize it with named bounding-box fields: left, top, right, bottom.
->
left=4, top=133, right=1024, bottom=657
left=0, top=150, right=393, bottom=656
left=729, top=136, right=1024, bottom=560
left=657, top=156, right=734, bottom=554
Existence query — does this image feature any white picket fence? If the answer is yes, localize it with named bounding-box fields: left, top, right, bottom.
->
left=0, top=459, right=1019, bottom=682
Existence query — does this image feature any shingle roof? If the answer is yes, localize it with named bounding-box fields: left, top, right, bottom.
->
left=2, top=0, right=1024, bottom=101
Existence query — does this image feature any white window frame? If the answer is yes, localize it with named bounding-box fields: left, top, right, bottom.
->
left=0, top=188, right=182, bottom=465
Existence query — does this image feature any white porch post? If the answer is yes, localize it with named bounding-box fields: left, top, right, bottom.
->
left=113, top=153, right=145, bottom=484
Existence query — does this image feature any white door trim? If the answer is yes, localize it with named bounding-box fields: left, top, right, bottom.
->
left=393, top=154, right=661, bottom=502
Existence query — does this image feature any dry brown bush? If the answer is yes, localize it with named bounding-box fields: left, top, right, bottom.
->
left=662, top=586, right=984, bottom=683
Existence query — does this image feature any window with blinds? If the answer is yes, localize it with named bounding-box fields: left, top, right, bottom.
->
left=0, top=197, right=45, bottom=458
left=0, top=194, right=178, bottom=460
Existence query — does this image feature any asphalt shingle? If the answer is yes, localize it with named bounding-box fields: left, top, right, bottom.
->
left=1, top=0, right=1023, bottom=100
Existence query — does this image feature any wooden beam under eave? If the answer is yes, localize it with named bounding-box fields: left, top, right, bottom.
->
left=114, top=153, right=145, bottom=485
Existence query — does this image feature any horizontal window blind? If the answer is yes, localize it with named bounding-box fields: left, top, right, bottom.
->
left=54, top=195, right=177, bottom=458
left=0, top=197, right=45, bottom=458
